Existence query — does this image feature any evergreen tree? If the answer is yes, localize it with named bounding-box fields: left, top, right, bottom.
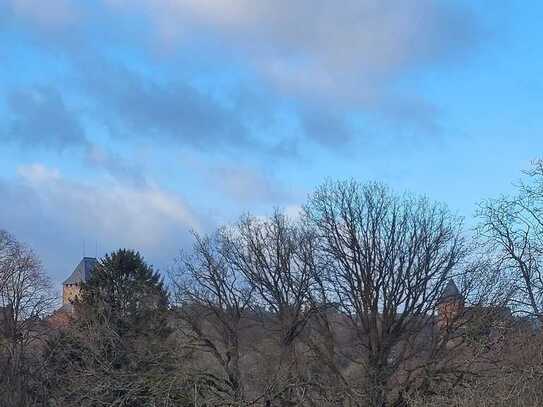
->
left=44, top=250, right=190, bottom=406
left=77, top=249, right=170, bottom=337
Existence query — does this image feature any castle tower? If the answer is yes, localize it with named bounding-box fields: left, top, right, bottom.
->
left=438, top=279, right=464, bottom=329
left=62, top=257, right=97, bottom=305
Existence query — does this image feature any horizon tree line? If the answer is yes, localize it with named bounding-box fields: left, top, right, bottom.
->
left=1, top=164, right=543, bottom=406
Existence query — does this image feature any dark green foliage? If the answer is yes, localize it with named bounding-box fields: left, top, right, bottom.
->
left=43, top=249, right=190, bottom=406
left=77, top=249, right=170, bottom=337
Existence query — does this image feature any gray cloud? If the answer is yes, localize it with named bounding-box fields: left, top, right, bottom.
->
left=3, top=85, right=149, bottom=184
left=83, top=144, right=148, bottom=187
left=5, top=86, right=87, bottom=151
left=299, top=107, right=353, bottom=149
left=101, top=0, right=480, bottom=148
left=102, top=0, right=476, bottom=149
left=107, top=0, right=480, bottom=104
left=77, top=60, right=258, bottom=153
left=1, top=0, right=482, bottom=159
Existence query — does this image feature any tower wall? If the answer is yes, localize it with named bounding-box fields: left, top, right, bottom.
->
left=62, top=283, right=81, bottom=305
left=438, top=300, right=464, bottom=329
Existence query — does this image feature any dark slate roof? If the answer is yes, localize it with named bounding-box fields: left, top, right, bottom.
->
left=439, top=279, right=462, bottom=303
left=63, top=257, right=97, bottom=285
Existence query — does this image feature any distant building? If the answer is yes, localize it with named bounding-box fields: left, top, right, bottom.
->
left=62, top=257, right=97, bottom=304
left=437, top=279, right=464, bottom=329
left=48, top=257, right=98, bottom=327
left=57, top=257, right=97, bottom=314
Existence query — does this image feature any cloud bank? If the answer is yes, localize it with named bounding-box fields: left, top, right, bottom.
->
left=0, top=164, right=205, bottom=282
left=106, top=0, right=480, bottom=104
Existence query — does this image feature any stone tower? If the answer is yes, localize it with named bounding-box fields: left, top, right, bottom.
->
left=62, top=257, right=97, bottom=306
left=438, top=279, right=464, bottom=329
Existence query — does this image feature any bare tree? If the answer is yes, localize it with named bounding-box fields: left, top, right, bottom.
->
left=477, top=160, right=543, bottom=323
left=223, top=212, right=318, bottom=405
left=303, top=181, right=468, bottom=407
left=227, top=212, right=316, bottom=349
left=173, top=211, right=319, bottom=406
left=0, top=230, right=54, bottom=406
left=171, top=230, right=255, bottom=405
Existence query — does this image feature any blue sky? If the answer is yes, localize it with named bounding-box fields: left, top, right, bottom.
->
left=1, top=0, right=542, bottom=292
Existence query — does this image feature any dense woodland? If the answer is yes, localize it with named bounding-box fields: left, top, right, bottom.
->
left=2, top=164, right=543, bottom=407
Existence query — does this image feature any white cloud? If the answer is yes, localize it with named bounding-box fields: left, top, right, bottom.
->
left=17, top=163, right=60, bottom=182
left=16, top=163, right=201, bottom=246
left=1, top=164, right=204, bottom=282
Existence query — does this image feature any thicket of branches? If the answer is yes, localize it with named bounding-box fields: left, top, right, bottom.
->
left=1, top=175, right=543, bottom=406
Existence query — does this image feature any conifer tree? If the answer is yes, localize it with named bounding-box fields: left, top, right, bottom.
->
left=44, top=250, right=189, bottom=406
left=77, top=249, right=170, bottom=337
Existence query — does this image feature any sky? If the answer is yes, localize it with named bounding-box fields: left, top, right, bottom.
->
left=1, top=0, right=542, bottom=293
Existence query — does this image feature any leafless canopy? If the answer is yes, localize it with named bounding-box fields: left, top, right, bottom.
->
left=171, top=211, right=320, bottom=406
left=477, top=160, right=543, bottom=322
left=303, top=181, right=467, bottom=406
left=0, top=230, right=54, bottom=406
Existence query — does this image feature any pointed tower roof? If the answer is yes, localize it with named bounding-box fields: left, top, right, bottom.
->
left=63, top=257, right=97, bottom=285
left=439, top=279, right=462, bottom=303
